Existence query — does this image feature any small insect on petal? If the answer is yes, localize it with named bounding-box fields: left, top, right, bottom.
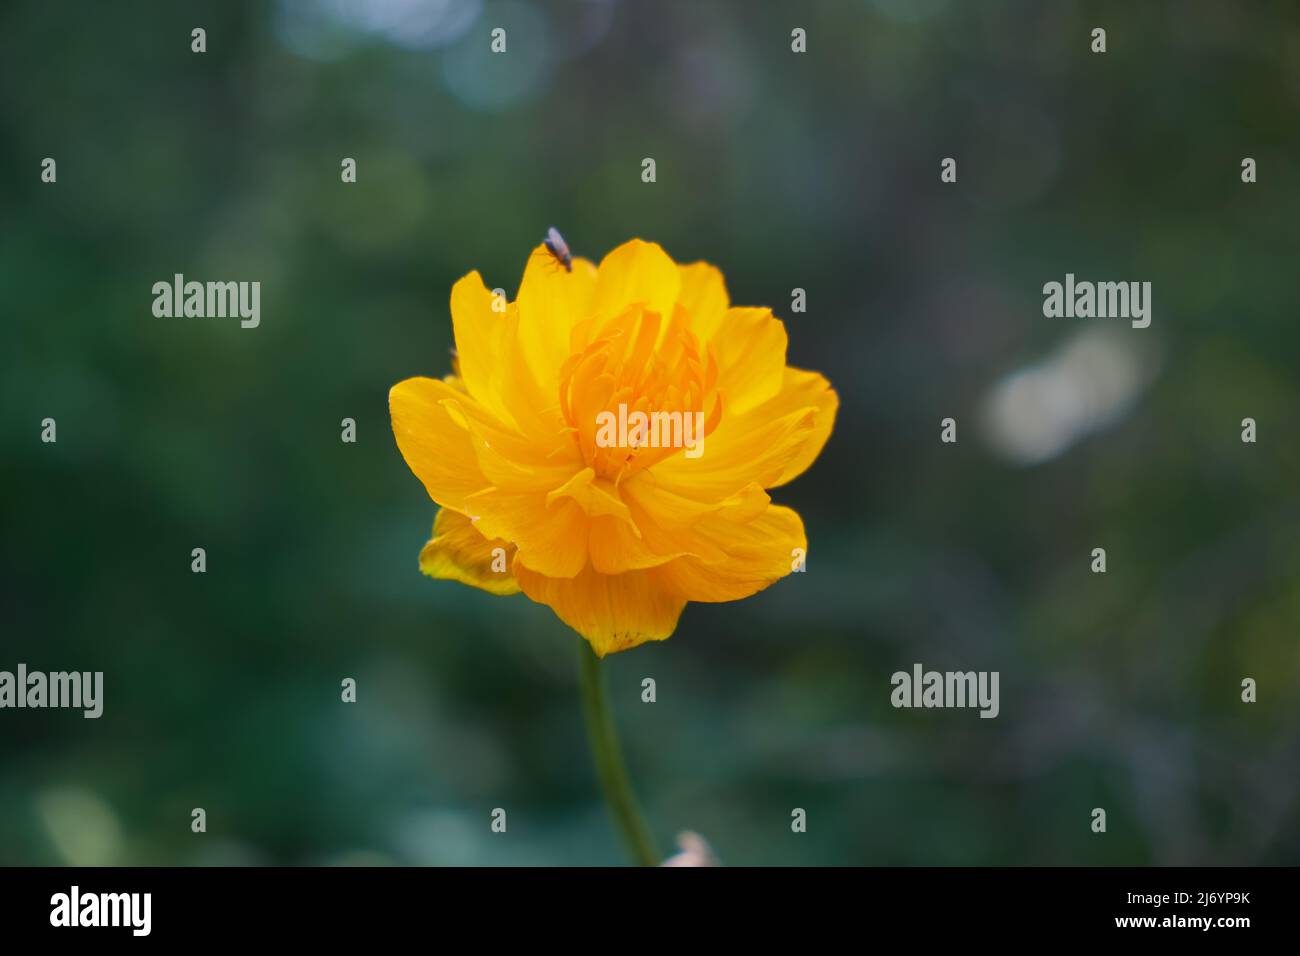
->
left=544, top=226, right=573, bottom=272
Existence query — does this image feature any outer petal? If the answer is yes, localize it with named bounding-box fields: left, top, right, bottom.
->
left=620, top=475, right=770, bottom=566
left=587, top=514, right=688, bottom=574
left=739, top=367, right=839, bottom=487
left=389, top=376, right=491, bottom=511
left=591, top=240, right=680, bottom=328
left=621, top=473, right=770, bottom=531
left=516, top=246, right=598, bottom=391
left=450, top=272, right=524, bottom=428
left=652, top=505, right=806, bottom=603
left=466, top=487, right=590, bottom=579
left=514, top=561, right=686, bottom=656
left=708, top=307, right=788, bottom=415
left=650, top=404, right=819, bottom=501
left=420, top=507, right=519, bottom=595
left=444, top=394, right=582, bottom=494
left=546, top=468, right=633, bottom=522
left=451, top=273, right=569, bottom=437
left=676, top=262, right=729, bottom=339
left=646, top=367, right=836, bottom=500
left=549, top=470, right=688, bottom=574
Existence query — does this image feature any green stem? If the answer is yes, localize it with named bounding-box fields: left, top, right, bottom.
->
left=577, top=640, right=659, bottom=866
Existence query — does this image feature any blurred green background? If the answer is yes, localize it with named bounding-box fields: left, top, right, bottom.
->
left=2, top=0, right=1298, bottom=866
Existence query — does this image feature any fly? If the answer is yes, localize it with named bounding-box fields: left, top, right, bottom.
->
left=543, top=226, right=573, bottom=272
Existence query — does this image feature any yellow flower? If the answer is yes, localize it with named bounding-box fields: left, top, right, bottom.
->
left=389, top=238, right=837, bottom=656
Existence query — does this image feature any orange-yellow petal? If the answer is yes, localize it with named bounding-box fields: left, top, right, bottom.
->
left=514, top=561, right=686, bottom=656
left=591, top=239, right=680, bottom=329
left=621, top=473, right=770, bottom=531
left=516, top=246, right=598, bottom=391
left=649, top=404, right=819, bottom=501
left=419, top=507, right=519, bottom=596
left=451, top=273, right=569, bottom=439
left=546, top=468, right=633, bottom=523
left=443, top=394, right=581, bottom=494
left=389, top=376, right=491, bottom=511
left=450, top=272, right=525, bottom=428
left=587, top=514, right=686, bottom=574
left=652, top=505, right=806, bottom=603
left=677, top=262, right=729, bottom=338
left=549, top=470, right=688, bottom=574
left=646, top=367, right=837, bottom=500
left=465, top=487, right=589, bottom=579
left=739, top=367, right=839, bottom=487
left=620, top=477, right=769, bottom=566
left=708, top=306, right=788, bottom=415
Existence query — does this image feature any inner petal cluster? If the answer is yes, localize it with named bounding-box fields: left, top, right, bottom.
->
left=558, top=304, right=722, bottom=482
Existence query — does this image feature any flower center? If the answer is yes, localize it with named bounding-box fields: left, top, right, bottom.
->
left=558, top=304, right=722, bottom=482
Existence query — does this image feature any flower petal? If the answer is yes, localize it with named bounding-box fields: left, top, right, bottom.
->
left=591, top=239, right=680, bottom=328
left=622, top=473, right=770, bottom=531
left=389, top=376, right=491, bottom=511
left=645, top=367, right=837, bottom=499
left=450, top=272, right=525, bottom=428
left=653, top=505, right=806, bottom=603
left=443, top=394, right=581, bottom=494
left=708, top=307, right=788, bottom=415
left=452, top=272, right=568, bottom=437
left=546, top=468, right=633, bottom=523
left=677, top=262, right=729, bottom=338
left=419, top=508, right=519, bottom=595
left=514, top=561, right=686, bottom=656
left=466, top=487, right=589, bottom=579
left=649, top=404, right=819, bottom=501
left=516, top=245, right=598, bottom=391
left=620, top=475, right=770, bottom=565
left=548, top=470, right=694, bottom=574
left=587, top=514, right=687, bottom=574
left=754, top=367, right=839, bottom=487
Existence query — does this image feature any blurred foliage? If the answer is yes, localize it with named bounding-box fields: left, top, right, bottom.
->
left=1, top=0, right=1298, bottom=865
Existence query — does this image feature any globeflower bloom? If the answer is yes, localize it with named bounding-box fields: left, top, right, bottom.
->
left=390, top=237, right=836, bottom=656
